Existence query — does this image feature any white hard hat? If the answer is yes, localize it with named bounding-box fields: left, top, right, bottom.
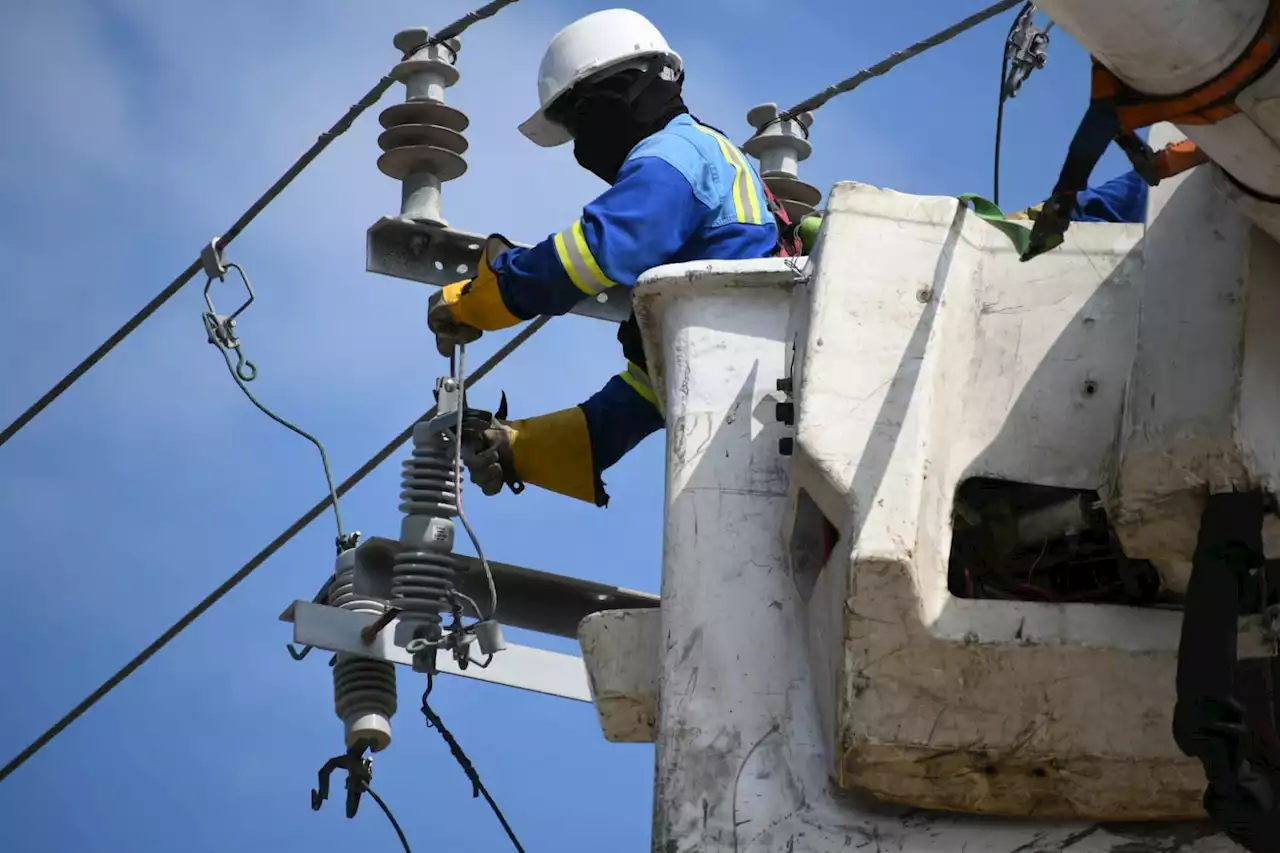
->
left=518, top=8, right=683, bottom=148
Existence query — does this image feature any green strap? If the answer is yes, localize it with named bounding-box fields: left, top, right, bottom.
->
left=956, top=193, right=1061, bottom=261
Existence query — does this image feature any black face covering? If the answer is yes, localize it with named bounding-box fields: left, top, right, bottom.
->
left=557, top=64, right=689, bottom=185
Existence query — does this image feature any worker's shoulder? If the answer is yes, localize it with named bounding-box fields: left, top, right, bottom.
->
left=627, top=116, right=734, bottom=199
left=628, top=119, right=708, bottom=167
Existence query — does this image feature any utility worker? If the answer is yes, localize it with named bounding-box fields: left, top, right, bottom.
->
left=1014, top=138, right=1210, bottom=225
left=426, top=8, right=791, bottom=507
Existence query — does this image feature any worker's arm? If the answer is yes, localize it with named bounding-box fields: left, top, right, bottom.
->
left=443, top=143, right=712, bottom=330
left=462, top=362, right=663, bottom=508
left=1071, top=170, right=1149, bottom=224
left=1072, top=140, right=1209, bottom=225
left=577, top=361, right=665, bottom=501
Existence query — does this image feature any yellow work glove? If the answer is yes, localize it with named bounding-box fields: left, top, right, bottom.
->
left=427, top=291, right=482, bottom=357
left=460, top=417, right=518, bottom=497
left=426, top=234, right=521, bottom=357
left=458, top=406, right=602, bottom=505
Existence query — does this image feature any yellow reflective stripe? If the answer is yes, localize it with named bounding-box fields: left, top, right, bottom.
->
left=554, top=219, right=618, bottom=296
left=572, top=220, right=617, bottom=291
left=693, top=125, right=764, bottom=226
left=553, top=231, right=591, bottom=294
left=620, top=360, right=658, bottom=407
left=723, top=141, right=764, bottom=226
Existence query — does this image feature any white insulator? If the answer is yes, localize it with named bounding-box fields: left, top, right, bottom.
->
left=376, top=28, right=471, bottom=226
left=392, top=420, right=462, bottom=644
left=329, top=547, right=397, bottom=752
left=743, top=102, right=823, bottom=223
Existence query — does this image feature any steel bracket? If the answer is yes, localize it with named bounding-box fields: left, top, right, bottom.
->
left=280, top=599, right=593, bottom=703
left=341, top=535, right=659, bottom=639
left=365, top=216, right=633, bottom=323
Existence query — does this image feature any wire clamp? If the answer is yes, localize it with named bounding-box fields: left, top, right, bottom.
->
left=200, top=238, right=228, bottom=280
left=435, top=375, right=462, bottom=420
left=201, top=259, right=258, bottom=382
left=1002, top=3, right=1050, bottom=100
left=445, top=592, right=473, bottom=670
left=336, top=531, right=361, bottom=554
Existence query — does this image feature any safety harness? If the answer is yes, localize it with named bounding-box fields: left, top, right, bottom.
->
left=1175, top=491, right=1280, bottom=852
left=1025, top=0, right=1280, bottom=262
left=763, top=181, right=805, bottom=259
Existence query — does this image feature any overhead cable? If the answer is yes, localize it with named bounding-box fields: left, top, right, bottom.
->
left=0, top=0, right=524, bottom=453
left=993, top=3, right=1052, bottom=205
left=421, top=672, right=527, bottom=853
left=769, top=0, right=1023, bottom=129
left=449, top=343, right=499, bottom=619
left=360, top=784, right=415, bottom=853
left=0, top=317, right=550, bottom=786
left=201, top=260, right=346, bottom=542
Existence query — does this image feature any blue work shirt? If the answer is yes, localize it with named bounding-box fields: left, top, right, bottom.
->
left=491, top=113, right=779, bottom=482
left=1073, top=170, right=1148, bottom=224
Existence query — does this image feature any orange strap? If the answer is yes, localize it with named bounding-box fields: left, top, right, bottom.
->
left=1091, top=0, right=1280, bottom=133
left=1155, top=139, right=1211, bottom=180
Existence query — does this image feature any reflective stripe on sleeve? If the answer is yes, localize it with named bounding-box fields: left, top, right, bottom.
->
left=553, top=219, right=619, bottom=295
left=619, top=360, right=658, bottom=407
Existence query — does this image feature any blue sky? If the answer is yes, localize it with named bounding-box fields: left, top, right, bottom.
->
left=0, top=1, right=1134, bottom=851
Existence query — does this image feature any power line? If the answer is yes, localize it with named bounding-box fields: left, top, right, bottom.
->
left=361, top=784, right=414, bottom=853
left=993, top=3, right=1031, bottom=206
left=202, top=262, right=347, bottom=541
left=421, top=673, right=527, bottom=853
left=0, top=0, right=524, bottom=453
left=993, top=54, right=1010, bottom=206
left=0, top=317, right=550, bottom=785
left=993, top=3, right=1052, bottom=206
left=771, top=0, right=1023, bottom=127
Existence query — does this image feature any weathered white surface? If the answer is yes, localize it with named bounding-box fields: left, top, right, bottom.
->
left=1034, top=0, right=1280, bottom=240
left=1031, top=0, right=1262, bottom=95
left=635, top=261, right=809, bottom=853
left=1112, top=122, right=1280, bottom=588
left=578, top=608, right=659, bottom=742
left=620, top=259, right=1240, bottom=851
left=781, top=178, right=1271, bottom=824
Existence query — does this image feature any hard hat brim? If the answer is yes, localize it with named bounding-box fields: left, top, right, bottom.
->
left=518, top=108, right=573, bottom=148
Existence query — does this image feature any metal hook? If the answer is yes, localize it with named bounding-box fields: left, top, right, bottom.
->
left=287, top=643, right=314, bottom=661
left=232, top=348, right=258, bottom=382
left=310, top=742, right=373, bottom=819
left=310, top=753, right=346, bottom=811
